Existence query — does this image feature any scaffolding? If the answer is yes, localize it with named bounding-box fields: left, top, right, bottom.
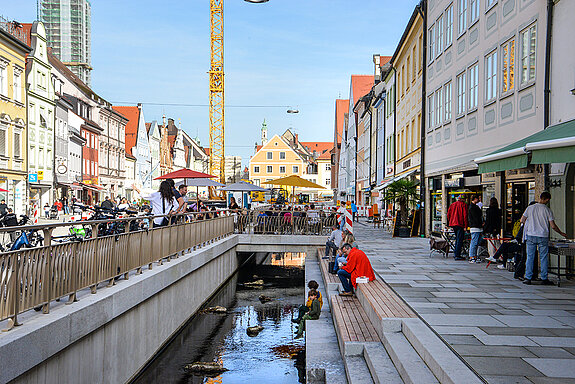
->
left=38, top=0, right=92, bottom=85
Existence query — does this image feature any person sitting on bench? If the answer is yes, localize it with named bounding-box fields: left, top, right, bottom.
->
left=337, top=243, right=376, bottom=296
left=325, top=224, right=343, bottom=257
left=295, top=289, right=321, bottom=339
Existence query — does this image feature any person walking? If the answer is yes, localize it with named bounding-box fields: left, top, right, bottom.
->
left=468, top=195, right=483, bottom=263
left=351, top=201, right=358, bottom=222
left=447, top=194, right=469, bottom=260
left=521, top=192, right=567, bottom=285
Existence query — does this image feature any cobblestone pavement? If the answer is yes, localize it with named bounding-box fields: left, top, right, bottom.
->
left=353, top=220, right=575, bottom=384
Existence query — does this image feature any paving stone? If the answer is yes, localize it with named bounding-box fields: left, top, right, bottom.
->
left=525, top=309, right=574, bottom=317
left=495, top=309, right=533, bottom=315
left=464, top=356, right=544, bottom=376
left=452, top=344, right=536, bottom=358
left=549, top=328, right=575, bottom=337
left=433, top=326, right=488, bottom=336
left=552, top=316, right=575, bottom=327
left=529, top=337, right=575, bottom=347
left=492, top=315, right=571, bottom=329
left=526, top=377, right=575, bottom=384
left=524, top=358, right=575, bottom=378
left=421, top=314, right=505, bottom=327
left=441, top=335, right=483, bottom=345
left=482, top=375, right=534, bottom=383
left=441, top=308, right=502, bottom=315
left=475, top=335, right=539, bottom=346
left=525, top=347, right=575, bottom=358
left=479, top=327, right=555, bottom=337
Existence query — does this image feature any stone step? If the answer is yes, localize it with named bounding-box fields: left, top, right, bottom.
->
left=401, top=318, right=483, bottom=384
left=344, top=355, right=375, bottom=384
left=381, top=331, right=439, bottom=384
left=363, top=342, right=404, bottom=384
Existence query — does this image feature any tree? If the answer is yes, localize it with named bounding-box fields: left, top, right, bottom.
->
left=382, top=179, right=420, bottom=227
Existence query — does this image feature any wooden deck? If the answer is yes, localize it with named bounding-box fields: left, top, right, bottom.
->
left=331, top=294, right=380, bottom=343
left=357, top=279, right=417, bottom=319
left=316, top=247, right=340, bottom=285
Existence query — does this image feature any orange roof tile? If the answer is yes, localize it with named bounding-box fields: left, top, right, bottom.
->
left=335, top=99, right=348, bottom=144
left=380, top=56, right=392, bottom=65
left=300, top=142, right=333, bottom=157
left=351, top=75, right=374, bottom=106
left=112, top=106, right=140, bottom=156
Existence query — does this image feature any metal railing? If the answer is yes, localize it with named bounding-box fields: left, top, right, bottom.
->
left=0, top=212, right=234, bottom=331
left=0, top=207, right=336, bottom=331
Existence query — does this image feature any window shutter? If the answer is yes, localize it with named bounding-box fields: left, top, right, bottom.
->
left=14, top=132, right=20, bottom=158
left=0, top=129, right=6, bottom=157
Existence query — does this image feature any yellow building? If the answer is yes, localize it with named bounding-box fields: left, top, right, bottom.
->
left=249, top=129, right=332, bottom=200
left=0, top=26, right=31, bottom=215
left=392, top=6, right=423, bottom=181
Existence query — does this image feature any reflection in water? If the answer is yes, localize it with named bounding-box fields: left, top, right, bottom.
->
left=132, top=253, right=305, bottom=384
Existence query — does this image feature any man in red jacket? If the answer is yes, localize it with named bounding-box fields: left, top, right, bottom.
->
left=337, top=243, right=376, bottom=296
left=447, top=194, right=469, bottom=260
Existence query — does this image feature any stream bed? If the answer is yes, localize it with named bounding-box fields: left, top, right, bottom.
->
left=132, top=253, right=306, bottom=384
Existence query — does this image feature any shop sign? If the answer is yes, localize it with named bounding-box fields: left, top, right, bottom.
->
left=28, top=173, right=38, bottom=183
left=37, top=171, right=44, bottom=181
left=444, top=178, right=463, bottom=188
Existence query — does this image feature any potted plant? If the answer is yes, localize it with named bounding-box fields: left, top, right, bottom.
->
left=382, top=179, right=420, bottom=237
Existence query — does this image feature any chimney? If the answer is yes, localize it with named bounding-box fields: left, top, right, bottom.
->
left=137, top=102, right=142, bottom=110
left=295, top=134, right=299, bottom=146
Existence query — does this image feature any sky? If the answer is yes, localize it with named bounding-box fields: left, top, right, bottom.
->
left=4, top=0, right=419, bottom=166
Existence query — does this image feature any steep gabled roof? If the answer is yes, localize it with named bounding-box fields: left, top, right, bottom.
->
left=112, top=106, right=139, bottom=156
left=351, top=75, right=374, bottom=107
left=300, top=142, right=333, bottom=159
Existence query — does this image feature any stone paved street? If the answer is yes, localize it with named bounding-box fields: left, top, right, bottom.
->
left=353, top=220, right=575, bottom=384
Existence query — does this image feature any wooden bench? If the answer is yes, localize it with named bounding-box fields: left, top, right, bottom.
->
left=316, top=247, right=340, bottom=290
left=356, top=279, right=417, bottom=338
left=330, top=294, right=381, bottom=356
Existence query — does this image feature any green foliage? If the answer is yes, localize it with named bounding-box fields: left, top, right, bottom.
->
left=382, top=179, right=420, bottom=207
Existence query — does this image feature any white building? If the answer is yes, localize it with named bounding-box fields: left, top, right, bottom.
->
left=26, top=21, right=55, bottom=209
left=98, top=107, right=128, bottom=198
left=147, top=120, right=161, bottom=189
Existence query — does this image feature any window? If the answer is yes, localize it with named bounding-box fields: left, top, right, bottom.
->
left=436, top=87, right=444, bottom=125
left=502, top=39, right=515, bottom=93
left=13, top=130, right=21, bottom=158
left=444, top=81, right=452, bottom=121
left=39, top=148, right=44, bottom=168
left=266, top=165, right=272, bottom=173
left=267, top=151, right=273, bottom=160
left=436, top=15, right=444, bottom=56
left=0, top=60, right=7, bottom=96
left=458, top=0, right=467, bottom=35
left=407, top=57, right=411, bottom=87
left=325, top=164, right=331, bottom=171
left=326, top=178, right=331, bottom=186
left=445, top=4, right=453, bottom=46
left=0, top=126, right=6, bottom=156
left=30, top=146, right=35, bottom=166
left=429, top=25, right=435, bottom=63
left=428, top=94, right=435, bottom=128
left=520, top=24, right=536, bottom=85
left=279, top=166, right=286, bottom=173
left=486, top=0, right=497, bottom=9
left=47, top=149, right=52, bottom=168
left=254, top=166, right=260, bottom=173
left=485, top=50, right=498, bottom=101
left=457, top=71, right=466, bottom=115
left=470, top=0, right=479, bottom=24
left=468, top=62, right=479, bottom=109
left=293, top=165, right=299, bottom=173
left=279, top=151, right=285, bottom=160
left=13, top=70, right=22, bottom=103
left=412, top=46, right=417, bottom=79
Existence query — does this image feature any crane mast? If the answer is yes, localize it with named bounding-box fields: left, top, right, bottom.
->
left=209, top=0, right=225, bottom=183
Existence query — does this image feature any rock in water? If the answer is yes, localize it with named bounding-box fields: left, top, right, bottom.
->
left=259, top=294, right=272, bottom=303
left=246, top=325, right=264, bottom=337
left=185, top=361, right=228, bottom=374
left=202, top=306, right=227, bottom=314
left=244, top=279, right=264, bottom=286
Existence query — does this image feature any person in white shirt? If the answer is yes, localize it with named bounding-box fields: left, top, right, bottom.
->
left=325, top=224, right=343, bottom=257
left=521, top=191, right=567, bottom=285
left=132, top=181, right=178, bottom=227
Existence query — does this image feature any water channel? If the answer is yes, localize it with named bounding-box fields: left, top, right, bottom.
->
left=132, top=252, right=306, bottom=384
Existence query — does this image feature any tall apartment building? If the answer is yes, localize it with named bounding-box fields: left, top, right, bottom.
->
left=38, top=0, right=92, bottom=85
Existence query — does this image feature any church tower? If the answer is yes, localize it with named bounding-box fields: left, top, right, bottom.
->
left=261, top=119, right=268, bottom=145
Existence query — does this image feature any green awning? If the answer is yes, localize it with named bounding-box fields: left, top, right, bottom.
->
left=531, top=145, right=575, bottom=164
left=477, top=154, right=528, bottom=174
left=475, top=118, right=575, bottom=173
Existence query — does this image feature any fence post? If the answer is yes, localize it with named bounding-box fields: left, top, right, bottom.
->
left=2, top=253, right=21, bottom=331
left=41, top=228, right=54, bottom=314
left=68, top=240, right=79, bottom=304
left=90, top=223, right=99, bottom=294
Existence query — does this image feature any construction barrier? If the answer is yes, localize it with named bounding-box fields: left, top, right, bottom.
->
left=32, top=203, right=39, bottom=224
left=345, top=209, right=353, bottom=233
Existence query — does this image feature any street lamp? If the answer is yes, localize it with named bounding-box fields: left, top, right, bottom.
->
left=244, top=0, right=269, bottom=2
left=287, top=109, right=299, bottom=114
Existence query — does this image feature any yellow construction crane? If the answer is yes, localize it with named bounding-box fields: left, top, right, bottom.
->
left=209, top=0, right=225, bottom=184
left=209, top=0, right=268, bottom=190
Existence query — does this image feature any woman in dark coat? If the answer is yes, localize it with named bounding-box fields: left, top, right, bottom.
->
left=484, top=197, right=502, bottom=237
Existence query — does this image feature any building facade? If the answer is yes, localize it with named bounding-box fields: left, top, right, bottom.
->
left=392, top=7, right=423, bottom=185
left=0, top=23, right=31, bottom=215
left=98, top=106, right=127, bottom=198
left=38, top=0, right=92, bottom=85
left=26, top=21, right=56, bottom=210
left=147, top=120, right=161, bottom=189
left=426, top=0, right=548, bottom=234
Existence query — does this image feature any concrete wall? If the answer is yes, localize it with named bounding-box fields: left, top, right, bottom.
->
left=1, top=236, right=239, bottom=384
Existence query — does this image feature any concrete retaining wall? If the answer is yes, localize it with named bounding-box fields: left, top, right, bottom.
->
left=1, top=236, right=239, bottom=384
